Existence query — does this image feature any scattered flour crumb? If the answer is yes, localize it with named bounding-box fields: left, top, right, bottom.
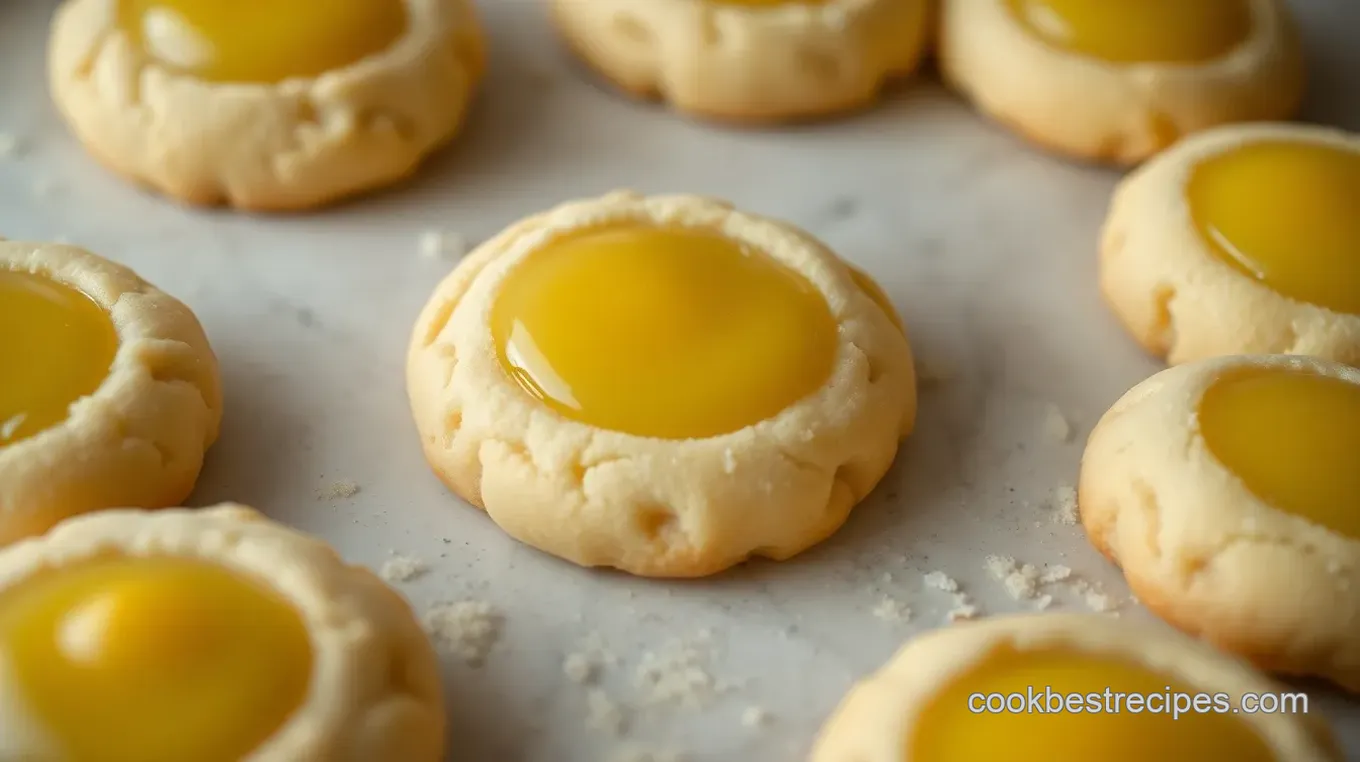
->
left=924, top=571, right=959, bottom=593
left=566, top=631, right=620, bottom=683
left=1040, top=565, right=1073, bottom=584
left=947, top=594, right=980, bottom=622
left=1069, top=578, right=1116, bottom=612
left=984, top=554, right=1041, bottom=600
left=424, top=600, right=502, bottom=666
left=586, top=687, right=626, bottom=736
left=1035, top=594, right=1054, bottom=610
left=380, top=554, right=428, bottom=583
left=1051, top=485, right=1079, bottom=525
left=880, top=571, right=894, bottom=585
left=872, top=596, right=911, bottom=623
left=316, top=480, right=360, bottom=500
left=418, top=229, right=468, bottom=261
left=1043, top=404, right=1073, bottom=443
left=924, top=571, right=978, bottom=621
left=635, top=633, right=723, bottom=709
left=0, top=414, right=26, bottom=441
left=742, top=705, right=773, bottom=728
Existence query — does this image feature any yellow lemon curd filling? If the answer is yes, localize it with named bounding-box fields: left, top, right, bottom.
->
left=1199, top=368, right=1360, bottom=540
left=0, top=556, right=313, bottom=762
left=910, top=646, right=1276, bottom=761
left=491, top=226, right=839, bottom=440
left=1005, top=0, right=1251, bottom=64
left=118, top=0, right=408, bottom=84
left=0, top=270, right=118, bottom=446
left=1188, top=140, right=1360, bottom=315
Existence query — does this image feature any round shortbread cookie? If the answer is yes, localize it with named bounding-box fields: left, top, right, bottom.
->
left=0, top=504, right=445, bottom=761
left=407, top=190, right=916, bottom=577
left=1099, top=123, right=1360, bottom=366
left=551, top=0, right=931, bottom=123
left=811, top=613, right=1341, bottom=762
left=1080, top=354, right=1360, bottom=691
left=0, top=240, right=221, bottom=546
left=48, top=0, right=485, bottom=210
left=938, top=0, right=1304, bottom=165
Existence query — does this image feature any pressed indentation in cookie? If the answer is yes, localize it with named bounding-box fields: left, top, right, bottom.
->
left=777, top=447, right=824, bottom=476
left=489, top=225, right=838, bottom=439
left=1145, top=111, right=1180, bottom=153
left=143, top=436, right=174, bottom=469
left=1102, top=226, right=1127, bottom=261
left=117, top=1, right=409, bottom=84
left=292, top=97, right=321, bottom=129
left=0, top=556, right=314, bottom=762
left=1182, top=531, right=1323, bottom=598
left=135, top=340, right=208, bottom=402
left=440, top=408, right=463, bottom=450
left=421, top=301, right=457, bottom=348
left=1276, top=322, right=1300, bottom=355
left=1003, top=0, right=1251, bottom=65
left=1199, top=368, right=1360, bottom=540
left=634, top=504, right=681, bottom=543
left=846, top=342, right=884, bottom=386
left=1129, top=478, right=1164, bottom=561
left=70, top=28, right=118, bottom=81
left=0, top=269, right=120, bottom=445
left=831, top=463, right=859, bottom=504
left=574, top=454, right=630, bottom=494
left=437, top=344, right=459, bottom=389
left=1148, top=283, right=1178, bottom=354
left=795, top=47, right=842, bottom=83
left=447, top=30, right=483, bottom=86
left=697, top=10, right=723, bottom=47
left=1094, top=132, right=1134, bottom=165
left=1187, top=139, right=1360, bottom=316
left=610, top=12, right=654, bottom=46
left=908, top=643, right=1276, bottom=761
left=359, top=110, right=416, bottom=142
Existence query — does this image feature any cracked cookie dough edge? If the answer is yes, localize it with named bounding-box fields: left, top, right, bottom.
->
left=551, top=0, right=930, bottom=123
left=1099, top=123, right=1360, bottom=366
left=1079, top=355, right=1360, bottom=690
left=407, top=190, right=917, bottom=577
left=0, top=242, right=222, bottom=546
left=48, top=0, right=485, bottom=210
left=0, top=504, right=444, bottom=762
left=809, top=613, right=1341, bottom=762
left=938, top=0, right=1304, bottom=165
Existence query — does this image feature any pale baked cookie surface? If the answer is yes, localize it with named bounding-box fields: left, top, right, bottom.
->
left=1080, top=355, right=1360, bottom=691
left=551, top=0, right=931, bottom=123
left=0, top=504, right=445, bottom=762
left=0, top=241, right=221, bottom=546
left=810, top=613, right=1341, bottom=762
left=407, top=191, right=916, bottom=577
left=48, top=0, right=485, bottom=210
left=939, top=0, right=1304, bottom=165
left=1101, top=123, right=1360, bottom=366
